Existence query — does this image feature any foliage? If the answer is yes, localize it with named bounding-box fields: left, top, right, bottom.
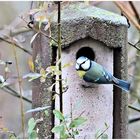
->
left=27, top=118, right=38, bottom=139
left=51, top=109, right=87, bottom=139
left=2, top=128, right=17, bottom=139
left=95, top=123, right=109, bottom=139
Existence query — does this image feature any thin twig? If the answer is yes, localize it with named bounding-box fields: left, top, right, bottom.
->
left=20, top=16, right=58, bottom=44
left=128, top=41, right=140, bottom=51
left=0, top=37, right=32, bottom=55
left=128, top=104, right=140, bottom=112
left=11, top=38, right=25, bottom=138
left=96, top=125, right=109, bottom=139
left=129, top=116, right=140, bottom=123
left=70, top=97, right=75, bottom=138
left=129, top=1, right=140, bottom=24
left=114, top=1, right=140, bottom=31
left=2, top=86, right=32, bottom=103
left=57, top=2, right=63, bottom=113
left=0, top=27, right=32, bottom=55
left=9, top=28, right=31, bottom=37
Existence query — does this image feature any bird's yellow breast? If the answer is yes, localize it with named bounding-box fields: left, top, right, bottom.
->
left=76, top=70, right=86, bottom=78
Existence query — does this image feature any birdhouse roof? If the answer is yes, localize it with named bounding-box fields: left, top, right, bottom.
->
left=51, top=3, right=128, bottom=48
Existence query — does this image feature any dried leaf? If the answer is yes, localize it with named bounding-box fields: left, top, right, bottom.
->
left=44, top=22, right=50, bottom=31
left=23, top=73, right=41, bottom=81
left=40, top=68, right=46, bottom=76
left=28, top=57, right=34, bottom=72
left=0, top=60, right=5, bottom=65
left=40, top=76, right=46, bottom=83
left=62, top=62, right=73, bottom=68
left=30, top=33, right=39, bottom=45
left=26, top=106, right=51, bottom=114
left=0, top=75, right=5, bottom=83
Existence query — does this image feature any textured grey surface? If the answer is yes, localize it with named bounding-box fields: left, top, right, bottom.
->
left=51, top=3, right=128, bottom=48
left=32, top=32, right=54, bottom=138
left=58, top=39, right=113, bottom=138
left=52, top=3, right=128, bottom=139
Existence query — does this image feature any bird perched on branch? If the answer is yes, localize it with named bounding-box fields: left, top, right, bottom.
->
left=75, top=56, right=130, bottom=92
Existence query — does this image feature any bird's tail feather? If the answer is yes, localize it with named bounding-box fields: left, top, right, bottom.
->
left=114, top=79, right=130, bottom=92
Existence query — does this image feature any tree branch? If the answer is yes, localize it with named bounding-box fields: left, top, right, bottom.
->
left=57, top=2, right=63, bottom=113
left=0, top=27, right=32, bottom=55
left=114, top=1, right=140, bottom=31
left=129, top=116, right=140, bottom=123
left=129, top=1, right=140, bottom=24
left=0, top=37, right=32, bottom=55
left=2, top=86, right=32, bottom=103
left=128, top=104, right=140, bottom=112
left=20, top=16, right=58, bottom=44
left=128, top=41, right=140, bottom=51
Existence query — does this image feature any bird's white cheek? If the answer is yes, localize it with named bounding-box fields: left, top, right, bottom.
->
left=75, top=63, right=80, bottom=70
left=81, top=61, right=90, bottom=70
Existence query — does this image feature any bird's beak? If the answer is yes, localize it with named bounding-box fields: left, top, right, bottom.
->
left=76, top=70, right=86, bottom=78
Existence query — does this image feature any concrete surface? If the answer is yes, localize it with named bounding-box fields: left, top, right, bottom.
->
left=53, top=3, right=128, bottom=138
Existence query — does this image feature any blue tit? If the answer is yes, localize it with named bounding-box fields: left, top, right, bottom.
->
left=75, top=56, right=130, bottom=92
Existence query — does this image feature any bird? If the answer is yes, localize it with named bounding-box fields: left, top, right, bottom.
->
left=75, top=56, right=130, bottom=92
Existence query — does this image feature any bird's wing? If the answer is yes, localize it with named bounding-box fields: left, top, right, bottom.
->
left=103, top=68, right=119, bottom=84
left=84, top=62, right=105, bottom=82
left=90, top=61, right=119, bottom=83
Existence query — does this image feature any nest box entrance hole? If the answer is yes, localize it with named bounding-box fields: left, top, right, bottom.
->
left=76, top=47, right=95, bottom=61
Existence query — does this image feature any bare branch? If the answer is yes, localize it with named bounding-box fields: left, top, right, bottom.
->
left=128, top=104, right=140, bottom=112
left=114, top=1, right=140, bottom=31
left=128, top=41, right=140, bottom=51
left=0, top=37, right=32, bottom=55
left=129, top=1, right=140, bottom=24
left=20, top=16, right=58, bottom=44
left=2, top=86, right=32, bottom=103
left=129, top=116, right=140, bottom=123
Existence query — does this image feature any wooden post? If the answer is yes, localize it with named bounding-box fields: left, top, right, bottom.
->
left=32, top=31, right=54, bottom=138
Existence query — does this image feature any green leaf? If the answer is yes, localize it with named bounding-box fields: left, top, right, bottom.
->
left=95, top=130, right=102, bottom=139
left=54, top=70, right=62, bottom=76
left=72, top=129, right=79, bottom=136
left=60, top=133, right=70, bottom=139
left=29, top=130, right=38, bottom=139
left=101, top=133, right=108, bottom=139
left=51, top=125, right=65, bottom=133
left=52, top=125, right=70, bottom=139
left=53, top=110, right=64, bottom=121
left=28, top=118, right=36, bottom=134
left=9, top=133, right=16, bottom=139
left=50, top=39, right=58, bottom=47
left=69, top=117, right=87, bottom=128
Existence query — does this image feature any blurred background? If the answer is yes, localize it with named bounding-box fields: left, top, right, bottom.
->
left=0, top=1, right=139, bottom=138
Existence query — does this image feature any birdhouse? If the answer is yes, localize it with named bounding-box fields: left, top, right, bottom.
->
left=52, top=4, right=127, bottom=139
left=51, top=3, right=128, bottom=139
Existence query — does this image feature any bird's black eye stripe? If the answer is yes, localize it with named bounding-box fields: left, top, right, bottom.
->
left=81, top=61, right=86, bottom=65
